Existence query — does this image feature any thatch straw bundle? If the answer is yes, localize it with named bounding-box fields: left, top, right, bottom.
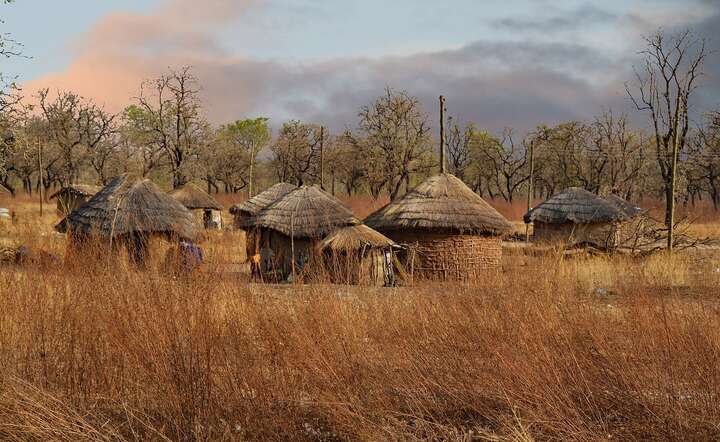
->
left=605, top=194, right=646, bottom=218
left=524, top=187, right=629, bottom=224
left=49, top=184, right=102, bottom=200
left=55, top=174, right=199, bottom=240
left=169, top=183, right=223, bottom=210
left=229, top=183, right=297, bottom=218
left=319, top=224, right=397, bottom=253
left=365, top=173, right=511, bottom=235
left=254, top=185, right=359, bottom=238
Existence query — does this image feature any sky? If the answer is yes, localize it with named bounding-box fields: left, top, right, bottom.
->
left=2, top=0, right=720, bottom=132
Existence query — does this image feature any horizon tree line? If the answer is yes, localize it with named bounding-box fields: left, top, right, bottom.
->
left=0, top=30, right=718, bottom=217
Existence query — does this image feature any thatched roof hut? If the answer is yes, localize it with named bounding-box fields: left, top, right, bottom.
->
left=319, top=224, right=396, bottom=253
left=169, top=183, right=223, bottom=229
left=55, top=174, right=199, bottom=241
left=524, top=187, right=628, bottom=225
left=365, top=173, right=512, bottom=279
left=169, top=183, right=223, bottom=211
left=49, top=184, right=101, bottom=215
left=365, top=173, right=511, bottom=235
left=253, top=185, right=360, bottom=279
left=605, top=194, right=646, bottom=218
left=524, top=187, right=630, bottom=249
left=229, top=183, right=297, bottom=227
left=255, top=185, right=360, bottom=239
left=319, top=224, right=398, bottom=286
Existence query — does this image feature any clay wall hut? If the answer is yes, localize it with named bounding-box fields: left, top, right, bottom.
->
left=169, top=183, right=224, bottom=229
left=253, top=185, right=359, bottom=280
left=524, top=187, right=630, bottom=249
left=319, top=224, right=398, bottom=286
left=55, top=175, right=199, bottom=266
left=365, top=173, right=512, bottom=280
left=49, top=184, right=101, bottom=216
left=229, top=183, right=296, bottom=257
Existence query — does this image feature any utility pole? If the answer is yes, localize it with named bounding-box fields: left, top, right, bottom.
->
left=439, top=95, right=446, bottom=174
left=668, top=98, right=684, bottom=253
left=525, top=139, right=535, bottom=243
left=319, top=126, right=325, bottom=190
left=37, top=141, right=44, bottom=217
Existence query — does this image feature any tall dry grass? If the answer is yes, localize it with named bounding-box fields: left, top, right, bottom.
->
left=1, top=247, right=720, bottom=440
left=1, top=193, right=720, bottom=440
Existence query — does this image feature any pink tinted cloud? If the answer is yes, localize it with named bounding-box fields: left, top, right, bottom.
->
left=22, top=0, right=259, bottom=113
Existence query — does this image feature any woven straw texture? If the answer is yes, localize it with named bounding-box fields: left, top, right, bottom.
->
left=55, top=174, right=199, bottom=240
left=524, top=187, right=629, bottom=224
left=169, top=183, right=223, bottom=210
left=365, top=173, right=512, bottom=235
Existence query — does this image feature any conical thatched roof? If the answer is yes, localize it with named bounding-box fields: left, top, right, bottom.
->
left=319, top=224, right=397, bottom=253
left=169, top=183, right=223, bottom=210
left=524, top=187, right=629, bottom=224
left=365, top=173, right=512, bottom=235
left=605, top=194, right=646, bottom=218
left=254, top=185, right=360, bottom=238
left=49, top=184, right=101, bottom=200
left=55, top=175, right=199, bottom=240
left=229, top=183, right=297, bottom=216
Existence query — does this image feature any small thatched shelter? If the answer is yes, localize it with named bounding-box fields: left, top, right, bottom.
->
left=524, top=187, right=630, bottom=249
left=365, top=173, right=512, bottom=280
left=169, top=183, right=224, bottom=230
left=55, top=175, right=199, bottom=265
left=229, top=183, right=297, bottom=258
left=319, top=224, right=398, bottom=286
left=49, top=184, right=101, bottom=216
left=253, top=185, right=360, bottom=279
left=229, top=183, right=297, bottom=228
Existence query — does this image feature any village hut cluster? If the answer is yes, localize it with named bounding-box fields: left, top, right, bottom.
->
left=44, top=95, right=652, bottom=284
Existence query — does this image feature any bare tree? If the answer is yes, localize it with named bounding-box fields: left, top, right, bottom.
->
left=626, top=29, right=707, bottom=248
left=357, top=87, right=433, bottom=200
left=270, top=120, right=323, bottom=186
left=38, top=89, right=116, bottom=185
left=136, top=67, right=206, bottom=188
left=445, top=116, right=474, bottom=181
left=477, top=128, right=529, bottom=202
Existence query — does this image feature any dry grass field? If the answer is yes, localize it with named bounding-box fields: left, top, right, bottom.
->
left=1, top=193, right=720, bottom=440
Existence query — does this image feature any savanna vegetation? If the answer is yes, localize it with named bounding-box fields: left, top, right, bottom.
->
left=1, top=1, right=720, bottom=440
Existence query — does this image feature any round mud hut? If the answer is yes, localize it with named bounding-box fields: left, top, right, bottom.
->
left=229, top=183, right=297, bottom=257
left=169, top=183, right=224, bottom=230
left=49, top=184, right=101, bottom=216
left=524, top=187, right=630, bottom=249
left=253, top=185, right=360, bottom=280
left=365, top=173, right=512, bottom=280
left=319, top=224, right=398, bottom=286
left=55, top=174, right=199, bottom=266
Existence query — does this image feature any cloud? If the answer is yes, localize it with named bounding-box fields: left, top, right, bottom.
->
left=20, top=0, right=720, bottom=135
left=492, top=4, right=618, bottom=33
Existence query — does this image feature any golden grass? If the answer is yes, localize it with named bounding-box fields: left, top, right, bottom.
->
left=0, top=194, right=719, bottom=440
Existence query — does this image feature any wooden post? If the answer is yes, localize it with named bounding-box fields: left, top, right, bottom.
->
left=525, top=140, right=535, bottom=243
left=319, top=126, right=325, bottom=190
left=37, top=141, right=44, bottom=217
left=290, top=213, right=296, bottom=283
left=439, top=96, right=446, bottom=174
